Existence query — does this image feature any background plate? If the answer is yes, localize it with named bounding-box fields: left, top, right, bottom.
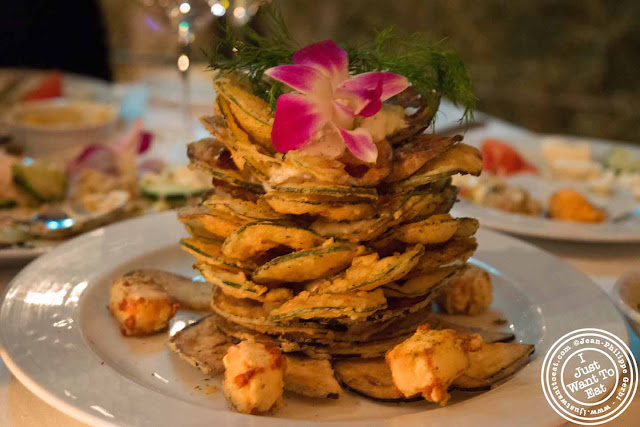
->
left=456, top=125, right=640, bottom=242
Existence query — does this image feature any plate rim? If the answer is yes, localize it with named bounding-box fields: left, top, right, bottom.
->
left=453, top=202, right=640, bottom=243
left=0, top=211, right=628, bottom=426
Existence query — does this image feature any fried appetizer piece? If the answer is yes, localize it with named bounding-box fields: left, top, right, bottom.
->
left=108, top=274, right=179, bottom=336
left=222, top=341, right=286, bottom=415
left=385, top=325, right=482, bottom=405
left=125, top=269, right=213, bottom=311
left=284, top=355, right=342, bottom=399
left=548, top=189, right=606, bottom=223
left=437, top=265, right=493, bottom=315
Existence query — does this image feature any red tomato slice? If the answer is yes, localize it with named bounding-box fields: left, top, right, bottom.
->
left=22, top=71, right=63, bottom=101
left=480, top=138, right=537, bottom=176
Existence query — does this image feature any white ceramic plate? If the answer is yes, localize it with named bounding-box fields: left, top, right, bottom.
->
left=0, top=241, right=52, bottom=264
left=454, top=126, right=640, bottom=242
left=0, top=211, right=628, bottom=427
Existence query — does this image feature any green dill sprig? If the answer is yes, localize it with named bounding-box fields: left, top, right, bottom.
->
left=207, top=5, right=475, bottom=121
left=346, top=27, right=476, bottom=123
left=207, top=5, right=296, bottom=106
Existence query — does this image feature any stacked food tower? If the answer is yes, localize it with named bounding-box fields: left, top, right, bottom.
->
left=178, top=57, right=483, bottom=362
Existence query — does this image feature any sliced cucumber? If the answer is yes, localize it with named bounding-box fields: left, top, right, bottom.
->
left=12, top=160, right=67, bottom=202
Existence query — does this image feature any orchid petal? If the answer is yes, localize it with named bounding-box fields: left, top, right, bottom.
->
left=337, top=127, right=377, bottom=163
left=264, top=64, right=331, bottom=98
left=358, top=97, right=382, bottom=118
left=338, top=72, right=409, bottom=101
left=332, top=100, right=355, bottom=129
left=271, top=94, right=330, bottom=152
left=334, top=78, right=383, bottom=117
left=293, top=40, right=349, bottom=86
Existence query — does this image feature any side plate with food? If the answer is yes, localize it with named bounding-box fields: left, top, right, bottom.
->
left=453, top=130, right=640, bottom=242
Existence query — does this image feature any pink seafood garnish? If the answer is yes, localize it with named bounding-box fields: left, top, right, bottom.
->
left=265, top=40, right=408, bottom=163
left=68, top=120, right=153, bottom=178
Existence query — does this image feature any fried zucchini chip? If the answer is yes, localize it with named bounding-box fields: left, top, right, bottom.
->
left=168, top=315, right=234, bottom=375
left=216, top=316, right=408, bottom=359
left=213, top=77, right=273, bottom=150
left=269, top=181, right=378, bottom=201
left=269, top=289, right=387, bottom=323
left=202, top=98, right=282, bottom=180
left=181, top=218, right=223, bottom=241
left=217, top=96, right=283, bottom=177
left=203, top=195, right=286, bottom=221
left=196, top=263, right=267, bottom=299
left=252, top=242, right=364, bottom=283
left=309, top=183, right=455, bottom=243
left=383, top=265, right=462, bottom=298
left=178, top=206, right=248, bottom=239
left=390, top=143, right=482, bottom=191
left=387, top=87, right=440, bottom=145
left=338, top=138, right=393, bottom=184
left=211, top=288, right=274, bottom=326
left=284, top=355, right=342, bottom=399
left=368, top=293, right=440, bottom=323
left=411, top=237, right=477, bottom=275
left=264, top=194, right=376, bottom=220
left=395, top=214, right=460, bottom=244
left=310, top=217, right=392, bottom=242
left=187, top=138, right=264, bottom=195
left=454, top=217, right=480, bottom=238
left=395, top=186, right=459, bottom=223
left=452, top=342, right=535, bottom=391
left=307, top=244, right=424, bottom=293
left=385, top=134, right=462, bottom=182
left=302, top=336, right=409, bottom=359
left=180, top=238, right=256, bottom=273
left=283, top=145, right=390, bottom=187
left=221, top=222, right=324, bottom=261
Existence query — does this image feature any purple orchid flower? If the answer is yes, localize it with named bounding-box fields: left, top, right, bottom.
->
left=265, top=40, right=409, bottom=163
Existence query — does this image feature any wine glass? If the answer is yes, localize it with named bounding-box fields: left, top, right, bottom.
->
left=134, top=0, right=260, bottom=126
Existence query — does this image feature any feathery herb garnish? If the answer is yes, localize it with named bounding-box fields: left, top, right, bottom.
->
left=207, top=5, right=475, bottom=122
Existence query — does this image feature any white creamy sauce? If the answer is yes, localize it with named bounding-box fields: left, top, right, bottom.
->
left=358, top=104, right=408, bottom=142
